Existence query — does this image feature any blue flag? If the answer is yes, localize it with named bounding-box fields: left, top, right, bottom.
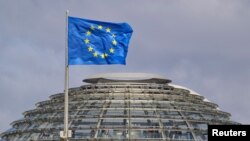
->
left=68, top=16, right=133, bottom=65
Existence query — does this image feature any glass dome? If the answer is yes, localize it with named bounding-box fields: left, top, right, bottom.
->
left=0, top=73, right=238, bottom=141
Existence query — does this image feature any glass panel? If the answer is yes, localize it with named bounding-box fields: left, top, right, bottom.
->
left=194, top=132, right=208, bottom=141
left=184, top=112, right=202, bottom=120
left=191, top=122, right=208, bottom=130
left=74, top=129, right=93, bottom=139
left=143, top=129, right=162, bottom=139
left=167, top=131, right=193, bottom=140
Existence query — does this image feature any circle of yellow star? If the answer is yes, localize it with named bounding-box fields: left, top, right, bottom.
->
left=106, top=28, right=111, bottom=33
left=112, top=34, right=116, bottom=38
left=84, top=38, right=90, bottom=44
left=86, top=30, right=91, bottom=36
left=93, top=52, right=98, bottom=57
left=104, top=53, right=108, bottom=57
left=109, top=48, right=115, bottom=53
left=112, top=40, right=117, bottom=46
left=88, top=46, right=93, bottom=52
left=98, top=25, right=103, bottom=30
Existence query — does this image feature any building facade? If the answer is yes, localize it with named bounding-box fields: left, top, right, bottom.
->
left=0, top=73, right=238, bottom=141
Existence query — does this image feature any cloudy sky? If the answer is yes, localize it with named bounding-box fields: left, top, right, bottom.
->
left=0, top=0, right=250, bottom=133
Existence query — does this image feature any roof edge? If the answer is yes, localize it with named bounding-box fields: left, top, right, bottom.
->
left=83, top=73, right=171, bottom=84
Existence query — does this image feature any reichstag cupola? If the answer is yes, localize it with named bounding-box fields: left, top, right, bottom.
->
left=0, top=73, right=238, bottom=141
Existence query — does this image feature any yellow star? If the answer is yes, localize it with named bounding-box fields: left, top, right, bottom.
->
left=98, top=25, right=103, bottom=30
left=84, top=38, right=90, bottom=44
left=112, top=34, right=116, bottom=38
left=106, top=28, right=111, bottom=33
left=101, top=53, right=105, bottom=58
left=93, top=52, right=98, bottom=57
left=104, top=53, right=108, bottom=57
left=90, top=25, right=95, bottom=30
left=86, top=30, right=91, bottom=36
left=112, top=40, right=117, bottom=46
left=88, top=46, right=93, bottom=52
left=109, top=48, right=115, bottom=53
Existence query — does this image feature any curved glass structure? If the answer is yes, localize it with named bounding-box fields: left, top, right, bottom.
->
left=0, top=73, right=238, bottom=141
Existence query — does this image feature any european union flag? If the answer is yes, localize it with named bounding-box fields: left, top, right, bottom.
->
left=68, top=16, right=133, bottom=65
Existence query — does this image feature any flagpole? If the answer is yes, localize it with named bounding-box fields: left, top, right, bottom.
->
left=64, top=10, right=69, bottom=141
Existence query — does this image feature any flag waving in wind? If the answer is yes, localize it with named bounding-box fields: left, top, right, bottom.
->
left=68, top=17, right=133, bottom=65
